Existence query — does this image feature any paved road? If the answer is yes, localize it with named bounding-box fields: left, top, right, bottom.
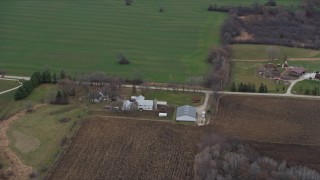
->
left=3, top=75, right=320, bottom=100
left=2, top=75, right=30, bottom=81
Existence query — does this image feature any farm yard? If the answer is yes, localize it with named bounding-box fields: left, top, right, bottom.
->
left=48, top=117, right=202, bottom=180
left=212, top=95, right=320, bottom=170
left=231, top=61, right=288, bottom=93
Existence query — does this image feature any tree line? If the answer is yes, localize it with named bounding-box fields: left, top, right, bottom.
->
left=231, top=82, right=268, bottom=93
left=194, top=133, right=320, bottom=180
left=215, top=0, right=320, bottom=49
left=14, top=70, right=54, bottom=100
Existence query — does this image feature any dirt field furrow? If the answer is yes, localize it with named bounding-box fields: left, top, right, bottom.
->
left=48, top=118, right=202, bottom=180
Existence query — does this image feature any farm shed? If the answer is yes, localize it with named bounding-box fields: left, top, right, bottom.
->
left=176, top=105, right=196, bottom=122
left=138, top=100, right=153, bottom=111
left=289, top=67, right=305, bottom=77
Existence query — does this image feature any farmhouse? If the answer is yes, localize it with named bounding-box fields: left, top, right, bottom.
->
left=131, top=95, right=167, bottom=111
left=289, top=67, right=305, bottom=77
left=176, top=105, right=196, bottom=122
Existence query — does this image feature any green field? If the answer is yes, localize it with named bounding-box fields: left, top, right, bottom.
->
left=231, top=44, right=320, bottom=60
left=231, top=61, right=288, bottom=93
left=292, top=80, right=320, bottom=95
left=0, top=0, right=302, bottom=82
left=0, top=79, right=20, bottom=92
left=8, top=105, right=87, bottom=176
left=0, top=0, right=228, bottom=82
left=289, top=61, right=320, bottom=72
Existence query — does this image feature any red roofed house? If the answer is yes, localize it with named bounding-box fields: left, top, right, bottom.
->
left=289, top=67, right=305, bottom=77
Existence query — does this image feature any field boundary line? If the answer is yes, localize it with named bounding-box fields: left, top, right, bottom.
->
left=45, top=116, right=88, bottom=179
left=93, top=115, right=173, bottom=123
left=242, top=139, right=320, bottom=147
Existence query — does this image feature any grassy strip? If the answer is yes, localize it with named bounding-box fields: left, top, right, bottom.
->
left=231, top=44, right=320, bottom=60
left=292, top=80, right=320, bottom=95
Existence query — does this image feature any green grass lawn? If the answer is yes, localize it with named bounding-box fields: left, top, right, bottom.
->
left=0, top=0, right=230, bottom=82
left=8, top=105, right=87, bottom=176
left=231, top=44, right=320, bottom=60
left=289, top=61, right=320, bottom=72
left=0, top=79, right=20, bottom=92
left=144, top=90, right=205, bottom=106
left=0, top=84, right=57, bottom=120
left=291, top=80, right=320, bottom=95
left=231, top=61, right=288, bottom=93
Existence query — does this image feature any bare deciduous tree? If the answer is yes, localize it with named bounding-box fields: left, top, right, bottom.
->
left=266, top=46, right=280, bottom=61
left=58, top=79, right=76, bottom=96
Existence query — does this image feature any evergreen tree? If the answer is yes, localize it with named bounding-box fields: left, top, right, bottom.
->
left=52, top=73, right=57, bottom=84
left=259, top=83, right=264, bottom=93
left=34, top=72, right=42, bottom=84
left=60, top=70, right=66, bottom=80
left=311, top=86, right=319, bottom=95
left=47, top=71, right=52, bottom=83
left=244, top=83, right=248, bottom=92
left=14, top=86, right=27, bottom=100
left=305, top=88, right=310, bottom=95
left=252, top=84, right=256, bottom=92
left=230, top=82, right=237, bottom=92
left=264, top=85, right=268, bottom=93
left=238, top=82, right=244, bottom=92
left=42, top=71, right=47, bottom=83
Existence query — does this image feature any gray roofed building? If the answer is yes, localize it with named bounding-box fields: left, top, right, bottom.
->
left=176, top=105, right=196, bottom=122
left=289, top=67, right=305, bottom=77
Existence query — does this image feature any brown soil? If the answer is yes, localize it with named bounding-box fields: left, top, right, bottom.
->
left=0, top=104, right=45, bottom=180
left=213, top=96, right=320, bottom=145
left=48, top=117, right=203, bottom=180
left=212, top=95, right=320, bottom=170
left=234, top=31, right=255, bottom=41
left=245, top=140, right=320, bottom=171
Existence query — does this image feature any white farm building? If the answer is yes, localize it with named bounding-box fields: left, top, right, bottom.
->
left=176, top=105, right=196, bottom=122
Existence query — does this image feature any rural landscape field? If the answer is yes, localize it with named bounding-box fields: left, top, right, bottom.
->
left=48, top=117, right=202, bottom=179
left=1, top=0, right=320, bottom=179
left=213, top=96, right=320, bottom=170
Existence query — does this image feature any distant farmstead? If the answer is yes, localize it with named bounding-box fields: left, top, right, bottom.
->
left=176, top=105, right=196, bottom=122
left=289, top=67, right=305, bottom=77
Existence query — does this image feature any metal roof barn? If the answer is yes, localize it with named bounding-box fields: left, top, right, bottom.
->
left=176, top=105, right=196, bottom=122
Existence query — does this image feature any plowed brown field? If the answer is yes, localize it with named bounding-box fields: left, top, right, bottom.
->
left=48, top=118, right=202, bottom=180
left=213, top=95, right=320, bottom=170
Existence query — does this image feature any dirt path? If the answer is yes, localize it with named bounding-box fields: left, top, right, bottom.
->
left=0, top=104, right=46, bottom=180
left=196, top=92, right=209, bottom=126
